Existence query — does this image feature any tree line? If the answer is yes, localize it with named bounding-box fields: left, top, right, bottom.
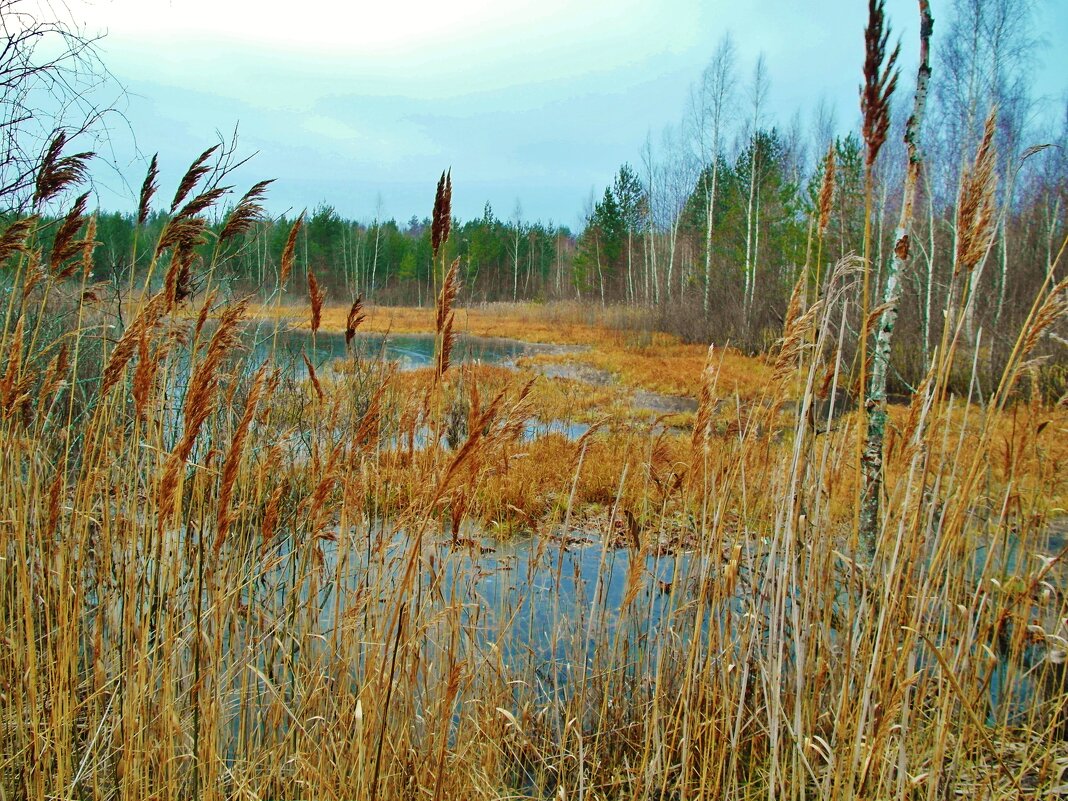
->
left=13, top=0, right=1068, bottom=395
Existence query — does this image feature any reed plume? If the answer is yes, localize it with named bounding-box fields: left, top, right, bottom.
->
left=1012, top=276, right=1068, bottom=383
left=33, top=131, right=93, bottom=208
left=132, top=327, right=158, bottom=422
left=175, top=185, right=231, bottom=222
left=220, top=180, right=272, bottom=243
left=345, top=296, right=366, bottom=347
left=22, top=253, right=44, bottom=301
left=438, top=316, right=456, bottom=381
left=467, top=372, right=481, bottom=439
left=0, top=316, right=26, bottom=411
left=353, top=372, right=391, bottom=452
left=164, top=247, right=198, bottom=307
left=817, top=143, right=836, bottom=236
left=213, top=365, right=270, bottom=556
left=306, top=440, right=343, bottom=536
left=436, top=258, right=460, bottom=333
left=861, top=0, right=900, bottom=168
left=302, top=352, right=325, bottom=401
left=78, top=216, right=98, bottom=280
left=308, top=269, right=325, bottom=333
left=100, top=292, right=170, bottom=395
left=0, top=217, right=36, bottom=264
left=774, top=275, right=822, bottom=384
left=156, top=216, right=209, bottom=259
left=171, top=145, right=219, bottom=212
left=280, top=212, right=305, bottom=287
left=193, top=288, right=217, bottom=341
left=435, top=387, right=508, bottom=498
left=955, top=108, right=999, bottom=275
left=48, top=192, right=89, bottom=274
left=690, top=344, right=717, bottom=460
left=36, top=340, right=69, bottom=421
left=138, top=154, right=159, bottom=226
left=260, top=479, right=288, bottom=554
left=432, top=169, right=452, bottom=255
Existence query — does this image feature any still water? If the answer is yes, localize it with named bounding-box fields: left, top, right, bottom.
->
left=247, top=326, right=533, bottom=375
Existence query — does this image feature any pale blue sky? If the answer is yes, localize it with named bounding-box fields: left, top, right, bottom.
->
left=74, top=0, right=1067, bottom=227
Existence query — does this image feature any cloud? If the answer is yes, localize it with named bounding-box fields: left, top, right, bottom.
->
left=81, top=0, right=1067, bottom=223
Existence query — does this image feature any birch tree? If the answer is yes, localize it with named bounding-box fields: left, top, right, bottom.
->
left=860, top=0, right=933, bottom=552
left=640, top=132, right=660, bottom=304
left=690, top=34, right=736, bottom=314
left=743, top=54, right=769, bottom=325
left=512, top=199, right=523, bottom=302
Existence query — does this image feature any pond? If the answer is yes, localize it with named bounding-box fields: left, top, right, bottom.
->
left=247, top=326, right=535, bottom=375
left=237, top=326, right=686, bottom=441
left=244, top=525, right=723, bottom=696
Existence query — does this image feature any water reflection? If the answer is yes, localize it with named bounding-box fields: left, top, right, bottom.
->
left=249, top=326, right=532, bottom=376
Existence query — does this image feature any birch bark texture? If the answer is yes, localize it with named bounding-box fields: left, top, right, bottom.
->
left=860, top=0, right=935, bottom=554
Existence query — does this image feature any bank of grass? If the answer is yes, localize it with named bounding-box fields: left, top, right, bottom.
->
left=255, top=299, right=777, bottom=401
left=4, top=149, right=1068, bottom=801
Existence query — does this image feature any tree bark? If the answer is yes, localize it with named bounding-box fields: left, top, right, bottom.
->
left=860, top=0, right=934, bottom=554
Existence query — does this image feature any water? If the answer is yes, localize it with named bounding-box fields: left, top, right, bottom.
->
left=201, top=513, right=1064, bottom=790
left=256, top=526, right=719, bottom=688
left=245, top=326, right=695, bottom=430
left=247, top=326, right=533, bottom=376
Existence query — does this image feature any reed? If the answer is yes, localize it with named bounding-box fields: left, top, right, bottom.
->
left=32, top=131, right=92, bottom=208
left=345, top=295, right=366, bottom=347
left=137, top=154, right=159, bottom=227
left=279, top=211, right=304, bottom=288
left=170, top=144, right=219, bottom=212
left=435, top=257, right=460, bottom=382
left=955, top=108, right=1000, bottom=275
left=307, top=268, right=325, bottom=333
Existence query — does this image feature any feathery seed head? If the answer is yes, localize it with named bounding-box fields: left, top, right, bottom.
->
left=171, top=145, right=219, bottom=212
left=432, top=169, right=453, bottom=255
left=0, top=217, right=37, bottom=264
left=138, top=154, right=159, bottom=226
left=860, top=0, right=900, bottom=168
left=817, top=143, right=836, bottom=236
left=49, top=192, right=89, bottom=275
left=220, top=179, right=273, bottom=243
left=34, top=131, right=93, bottom=209
left=280, top=211, right=305, bottom=287
left=955, top=108, right=999, bottom=275
left=345, top=296, right=366, bottom=346
left=308, top=270, right=325, bottom=333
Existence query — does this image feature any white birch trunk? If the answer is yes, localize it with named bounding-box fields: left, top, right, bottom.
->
left=860, top=0, right=933, bottom=554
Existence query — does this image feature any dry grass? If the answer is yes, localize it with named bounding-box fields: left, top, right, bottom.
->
left=256, top=300, right=777, bottom=400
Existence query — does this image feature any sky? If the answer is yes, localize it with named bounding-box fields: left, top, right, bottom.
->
left=67, top=0, right=1068, bottom=228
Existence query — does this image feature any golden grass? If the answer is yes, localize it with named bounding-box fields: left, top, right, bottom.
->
left=256, top=300, right=778, bottom=400
left=257, top=300, right=617, bottom=345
